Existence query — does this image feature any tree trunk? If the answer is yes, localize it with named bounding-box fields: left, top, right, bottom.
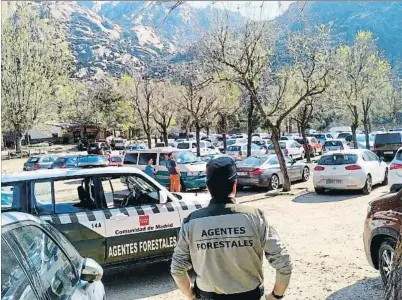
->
left=206, top=125, right=210, bottom=137
left=15, top=133, right=23, bottom=153
left=271, top=126, right=291, bottom=192
left=351, top=105, right=359, bottom=149
left=223, top=133, right=227, bottom=153
left=195, top=124, right=201, bottom=157
left=185, top=127, right=189, bottom=141
left=302, top=129, right=311, bottom=163
left=363, top=121, right=370, bottom=150
left=289, top=119, right=293, bottom=134
left=154, top=136, right=157, bottom=144
left=368, top=114, right=372, bottom=133
left=162, top=126, right=168, bottom=145
left=384, top=227, right=402, bottom=299
left=146, top=133, right=152, bottom=149
left=297, top=123, right=301, bottom=137
left=247, top=94, right=255, bottom=157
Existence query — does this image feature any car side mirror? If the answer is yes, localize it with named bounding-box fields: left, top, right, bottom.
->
left=160, top=189, right=168, bottom=204
left=80, top=258, right=103, bottom=283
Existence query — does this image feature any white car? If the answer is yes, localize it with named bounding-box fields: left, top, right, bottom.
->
left=266, top=140, right=304, bottom=160
left=323, top=139, right=350, bottom=153
left=1, top=212, right=105, bottom=300
left=226, top=144, right=263, bottom=160
left=177, top=141, right=220, bottom=155
left=389, top=147, right=402, bottom=192
left=226, top=138, right=248, bottom=147
left=313, top=149, right=388, bottom=194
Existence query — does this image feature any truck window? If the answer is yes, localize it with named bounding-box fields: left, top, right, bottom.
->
left=31, top=181, right=54, bottom=215
left=123, top=153, right=138, bottom=165
left=138, top=153, right=157, bottom=165
left=375, top=133, right=402, bottom=145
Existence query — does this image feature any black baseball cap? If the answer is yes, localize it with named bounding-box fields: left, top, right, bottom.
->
left=206, top=156, right=237, bottom=184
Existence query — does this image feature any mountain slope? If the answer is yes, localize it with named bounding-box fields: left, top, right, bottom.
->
left=278, top=1, right=402, bottom=67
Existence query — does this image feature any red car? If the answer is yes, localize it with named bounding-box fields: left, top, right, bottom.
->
left=107, top=155, right=123, bottom=167
left=294, top=137, right=323, bottom=156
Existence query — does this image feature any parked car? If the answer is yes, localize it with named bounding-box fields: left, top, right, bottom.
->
left=313, top=133, right=333, bottom=144
left=280, top=136, right=295, bottom=141
left=374, top=132, right=402, bottom=159
left=252, top=139, right=267, bottom=147
left=200, top=153, right=224, bottom=163
left=125, top=144, right=149, bottom=151
left=123, top=148, right=207, bottom=191
left=266, top=140, right=304, bottom=160
left=389, top=147, right=402, bottom=192
left=23, top=155, right=58, bottom=171
left=236, top=155, right=310, bottom=190
left=77, top=138, right=90, bottom=151
left=363, top=188, right=402, bottom=284
left=235, top=133, right=248, bottom=139
left=294, top=137, right=323, bottom=156
left=107, top=155, right=123, bottom=167
left=226, top=144, right=262, bottom=160
left=1, top=212, right=105, bottom=300
left=96, top=138, right=110, bottom=145
left=336, top=132, right=352, bottom=140
left=313, top=149, right=388, bottom=194
left=355, top=134, right=375, bottom=150
left=87, top=142, right=112, bottom=155
left=322, top=139, right=350, bottom=153
left=177, top=141, right=220, bottom=155
left=226, top=138, right=248, bottom=147
left=252, top=133, right=270, bottom=139
left=111, top=138, right=126, bottom=150
left=51, top=155, right=79, bottom=169
left=77, top=155, right=109, bottom=168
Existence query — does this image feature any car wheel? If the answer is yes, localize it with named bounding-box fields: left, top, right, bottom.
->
left=378, top=238, right=396, bottom=285
left=362, top=175, right=372, bottom=195
left=314, top=187, right=325, bottom=194
left=269, top=174, right=280, bottom=190
left=381, top=169, right=388, bottom=186
left=302, top=167, right=310, bottom=182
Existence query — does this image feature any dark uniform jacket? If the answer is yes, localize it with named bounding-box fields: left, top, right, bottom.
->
left=171, top=198, right=292, bottom=295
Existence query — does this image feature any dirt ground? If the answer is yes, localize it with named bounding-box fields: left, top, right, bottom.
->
left=1, top=158, right=386, bottom=300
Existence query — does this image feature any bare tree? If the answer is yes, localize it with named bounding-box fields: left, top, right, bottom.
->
left=199, top=15, right=273, bottom=157
left=291, top=99, right=314, bottom=162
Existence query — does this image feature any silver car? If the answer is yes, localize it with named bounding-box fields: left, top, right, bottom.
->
left=226, top=144, right=262, bottom=160
left=23, top=155, right=58, bottom=171
left=2, top=212, right=105, bottom=300
left=236, top=155, right=310, bottom=190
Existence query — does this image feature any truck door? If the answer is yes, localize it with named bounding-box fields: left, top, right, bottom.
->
left=100, top=174, right=181, bottom=264
left=31, top=177, right=107, bottom=265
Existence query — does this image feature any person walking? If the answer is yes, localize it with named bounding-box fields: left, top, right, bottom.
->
left=144, top=158, right=156, bottom=179
left=167, top=152, right=181, bottom=192
left=171, top=156, right=292, bottom=300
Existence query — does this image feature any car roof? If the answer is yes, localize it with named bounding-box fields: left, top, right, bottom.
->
left=2, top=212, right=43, bottom=227
left=125, top=147, right=186, bottom=154
left=2, top=166, right=143, bottom=183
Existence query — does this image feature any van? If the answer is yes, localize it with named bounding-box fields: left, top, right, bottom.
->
left=123, top=148, right=207, bottom=191
left=374, top=132, right=402, bottom=158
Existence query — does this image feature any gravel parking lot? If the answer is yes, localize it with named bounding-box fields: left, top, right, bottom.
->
left=1, top=157, right=387, bottom=299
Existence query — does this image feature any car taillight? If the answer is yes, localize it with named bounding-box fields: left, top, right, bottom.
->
left=390, top=163, right=402, bottom=170
left=284, top=148, right=289, bottom=156
left=60, top=164, right=66, bottom=168
left=34, top=163, right=40, bottom=169
left=345, top=165, right=361, bottom=170
left=314, top=166, right=325, bottom=171
left=249, top=168, right=263, bottom=175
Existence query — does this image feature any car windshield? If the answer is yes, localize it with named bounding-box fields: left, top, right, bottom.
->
left=315, top=135, right=325, bottom=139
left=114, top=139, right=123, bottom=143
left=375, top=133, right=402, bottom=144
left=239, top=156, right=267, bottom=166
left=294, top=139, right=305, bottom=145
left=337, top=133, right=351, bottom=138
left=174, top=151, right=200, bottom=164
left=110, top=156, right=122, bottom=162
left=325, top=141, right=342, bottom=147
left=396, top=150, right=402, bottom=161
left=227, top=140, right=236, bottom=146
left=318, top=154, right=358, bottom=165
left=177, top=143, right=190, bottom=149
left=357, top=135, right=375, bottom=142
left=28, top=157, right=40, bottom=163
left=228, top=146, right=241, bottom=152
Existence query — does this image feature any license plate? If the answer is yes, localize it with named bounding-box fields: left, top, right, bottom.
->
left=326, top=180, right=342, bottom=184
left=238, top=172, right=248, bottom=176
left=384, top=151, right=393, bottom=154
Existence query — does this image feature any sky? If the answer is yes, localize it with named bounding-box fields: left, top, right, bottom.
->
left=188, top=1, right=293, bottom=20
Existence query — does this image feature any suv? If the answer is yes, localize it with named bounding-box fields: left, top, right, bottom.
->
left=87, top=142, right=111, bottom=155
left=77, top=138, right=90, bottom=151
left=1, top=212, right=105, bottom=299
left=363, top=189, right=402, bottom=284
left=374, top=132, right=402, bottom=159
